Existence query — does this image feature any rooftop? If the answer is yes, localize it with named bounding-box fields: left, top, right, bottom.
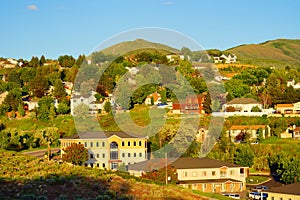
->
left=61, top=131, right=147, bottom=140
left=267, top=182, right=300, bottom=196
left=227, top=98, right=260, bottom=105
left=229, top=125, right=267, bottom=130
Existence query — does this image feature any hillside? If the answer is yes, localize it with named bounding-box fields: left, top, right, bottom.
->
left=0, top=150, right=207, bottom=200
left=99, top=39, right=180, bottom=56
left=225, top=39, right=300, bottom=67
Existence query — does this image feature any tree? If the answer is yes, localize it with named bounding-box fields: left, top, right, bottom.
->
left=57, top=102, right=70, bottom=114
left=141, top=162, right=178, bottom=184
left=257, top=128, right=264, bottom=142
left=203, top=93, right=212, bottom=114
left=40, top=55, right=46, bottom=66
left=104, top=101, right=112, bottom=113
left=62, top=143, right=89, bottom=165
left=49, top=104, right=56, bottom=120
left=251, top=106, right=262, bottom=112
left=53, top=79, right=67, bottom=101
left=151, top=96, right=154, bottom=105
left=3, top=88, right=22, bottom=111
left=234, top=144, right=255, bottom=167
left=160, top=89, right=167, bottom=104
left=18, top=103, right=25, bottom=117
left=35, top=127, right=59, bottom=160
left=58, top=55, right=76, bottom=68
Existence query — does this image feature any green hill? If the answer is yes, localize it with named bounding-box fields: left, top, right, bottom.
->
left=225, top=39, right=300, bottom=67
left=100, top=39, right=180, bottom=56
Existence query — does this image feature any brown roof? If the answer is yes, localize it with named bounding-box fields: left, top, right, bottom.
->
left=128, top=157, right=241, bottom=172
left=227, top=98, right=260, bottom=105
left=229, top=125, right=267, bottom=130
left=276, top=104, right=294, bottom=108
left=61, top=131, right=146, bottom=140
left=267, top=182, right=300, bottom=196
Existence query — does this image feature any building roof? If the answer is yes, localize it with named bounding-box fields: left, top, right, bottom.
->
left=267, top=182, right=300, bottom=196
left=227, top=98, right=260, bottom=105
left=276, top=104, right=294, bottom=108
left=128, top=157, right=241, bottom=172
left=61, top=131, right=147, bottom=140
left=178, top=178, right=243, bottom=184
left=229, top=125, right=267, bottom=130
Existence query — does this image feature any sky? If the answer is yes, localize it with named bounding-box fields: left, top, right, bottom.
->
left=0, top=0, right=299, bottom=60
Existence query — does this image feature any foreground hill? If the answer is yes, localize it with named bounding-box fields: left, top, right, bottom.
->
left=0, top=150, right=207, bottom=200
left=100, top=39, right=180, bottom=56
left=225, top=39, right=300, bottom=67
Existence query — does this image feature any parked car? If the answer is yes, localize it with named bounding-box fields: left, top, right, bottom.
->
left=255, top=185, right=269, bottom=192
left=249, top=192, right=260, bottom=199
left=222, top=193, right=240, bottom=199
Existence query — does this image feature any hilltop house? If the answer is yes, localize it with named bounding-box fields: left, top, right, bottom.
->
left=144, top=92, right=161, bottom=105
left=128, top=157, right=248, bottom=193
left=281, top=125, right=300, bottom=139
left=227, top=125, right=271, bottom=142
left=166, top=53, right=185, bottom=62
left=286, top=79, right=300, bottom=90
left=213, top=54, right=237, bottom=64
left=172, top=94, right=205, bottom=114
left=60, top=131, right=148, bottom=170
left=263, top=182, right=300, bottom=200
left=223, top=98, right=263, bottom=113
left=275, top=102, right=300, bottom=114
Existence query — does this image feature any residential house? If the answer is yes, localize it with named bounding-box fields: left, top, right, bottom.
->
left=227, top=125, right=271, bottom=142
left=213, top=54, right=237, bottom=64
left=264, top=182, right=300, bottom=200
left=223, top=98, right=263, bottom=113
left=128, top=157, right=248, bottom=193
left=172, top=94, right=205, bottom=114
left=145, top=92, right=161, bottom=105
left=286, top=79, right=300, bottom=90
left=196, top=127, right=208, bottom=142
left=281, top=125, right=300, bottom=139
left=276, top=102, right=300, bottom=114
left=166, top=53, right=185, bottom=62
left=70, top=92, right=108, bottom=115
left=60, top=131, right=148, bottom=170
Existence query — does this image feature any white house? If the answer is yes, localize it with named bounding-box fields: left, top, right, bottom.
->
left=223, top=98, right=263, bottom=113
left=214, top=54, right=237, bottom=64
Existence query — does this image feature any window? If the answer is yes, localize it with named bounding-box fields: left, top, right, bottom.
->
left=220, top=171, right=226, bottom=177
left=203, top=184, right=207, bottom=190
left=134, top=141, right=136, bottom=146
left=90, top=142, right=93, bottom=147
left=122, top=141, right=125, bottom=146
left=102, top=153, right=105, bottom=158
left=102, top=163, right=105, bottom=168
left=110, top=142, right=118, bottom=149
left=240, top=168, right=244, bottom=174
left=192, top=171, right=197, bottom=177
left=134, top=153, right=136, bottom=157
left=102, top=142, right=105, bottom=147
left=122, top=153, right=125, bottom=158
left=90, top=154, right=94, bottom=159
left=128, top=141, right=130, bottom=146
left=240, top=183, right=243, bottom=191
left=230, top=170, right=234, bottom=176
left=128, top=153, right=131, bottom=157
left=78, top=142, right=81, bottom=144
left=111, top=162, right=118, bottom=169
left=280, top=198, right=283, bottom=200
left=271, top=197, right=274, bottom=200
left=139, top=141, right=142, bottom=146
left=139, top=153, right=142, bottom=157
left=212, top=171, right=216, bottom=176
left=96, top=154, right=99, bottom=158
left=96, top=142, right=99, bottom=147
left=183, top=171, right=188, bottom=177
left=84, top=142, right=87, bottom=147
left=110, top=151, right=118, bottom=160
left=202, top=171, right=207, bottom=176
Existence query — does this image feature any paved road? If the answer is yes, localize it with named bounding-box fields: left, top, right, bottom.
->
left=22, top=148, right=60, bottom=158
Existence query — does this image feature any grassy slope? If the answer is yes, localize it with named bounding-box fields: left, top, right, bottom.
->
left=226, top=39, right=300, bottom=67
left=0, top=150, right=207, bottom=200
left=99, top=39, right=180, bottom=56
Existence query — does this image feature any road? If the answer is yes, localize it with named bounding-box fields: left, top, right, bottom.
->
left=22, top=148, right=60, bottom=158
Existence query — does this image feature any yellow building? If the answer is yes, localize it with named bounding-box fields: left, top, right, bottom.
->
left=60, top=131, right=148, bottom=170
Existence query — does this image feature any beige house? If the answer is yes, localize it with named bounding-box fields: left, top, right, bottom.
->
left=60, top=131, right=148, bottom=170
left=128, top=157, right=248, bottom=193
left=227, top=125, right=271, bottom=142
left=144, top=92, right=161, bottom=105
left=264, top=182, right=300, bottom=200
left=276, top=102, right=300, bottom=114
left=0, top=91, right=8, bottom=105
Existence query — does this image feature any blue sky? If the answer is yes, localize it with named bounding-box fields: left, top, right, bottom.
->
left=0, top=0, right=299, bottom=60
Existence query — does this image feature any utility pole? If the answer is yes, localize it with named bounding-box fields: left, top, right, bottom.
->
left=165, top=152, right=168, bottom=185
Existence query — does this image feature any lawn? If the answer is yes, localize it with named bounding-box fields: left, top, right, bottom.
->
left=246, top=176, right=270, bottom=184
